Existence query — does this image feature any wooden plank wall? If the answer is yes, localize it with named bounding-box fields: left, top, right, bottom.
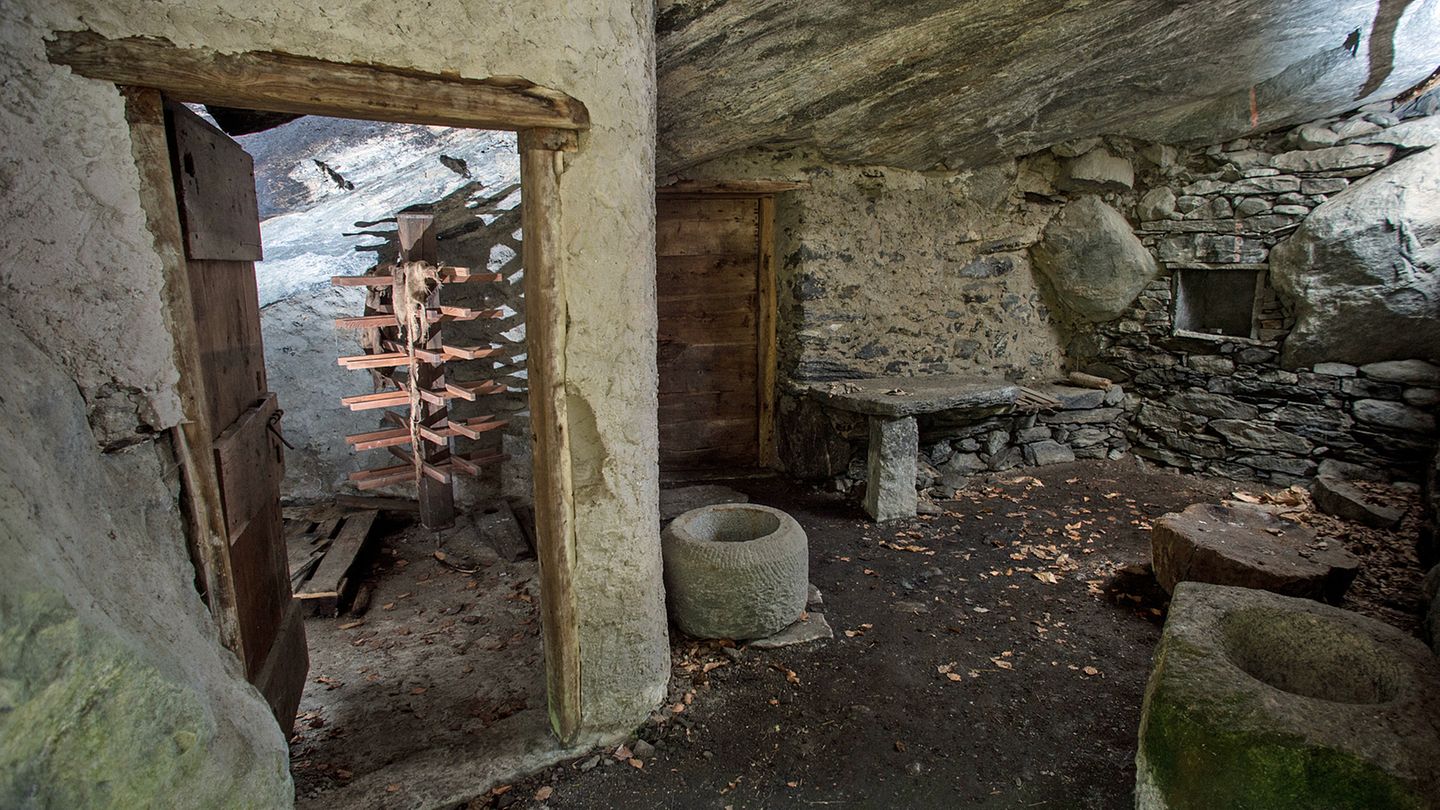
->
left=656, top=197, right=762, bottom=470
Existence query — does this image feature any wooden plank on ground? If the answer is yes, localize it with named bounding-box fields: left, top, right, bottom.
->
left=295, top=511, right=378, bottom=614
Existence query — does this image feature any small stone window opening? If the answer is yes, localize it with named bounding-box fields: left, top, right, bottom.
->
left=1172, top=268, right=1264, bottom=340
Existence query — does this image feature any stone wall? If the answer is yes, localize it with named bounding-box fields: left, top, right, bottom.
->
left=1072, top=111, right=1439, bottom=486
left=680, top=148, right=1068, bottom=384
left=690, top=106, right=1437, bottom=492
left=1, top=0, right=666, bottom=801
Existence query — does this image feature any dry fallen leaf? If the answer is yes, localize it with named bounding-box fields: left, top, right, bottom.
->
left=628, top=758, right=644, bottom=769
left=534, top=785, right=554, bottom=801
left=1083, top=666, right=1100, bottom=677
left=1034, top=571, right=1059, bottom=584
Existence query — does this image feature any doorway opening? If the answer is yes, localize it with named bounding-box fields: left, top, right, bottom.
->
left=49, top=29, right=588, bottom=804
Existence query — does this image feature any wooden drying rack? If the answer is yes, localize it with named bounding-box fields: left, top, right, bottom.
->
left=333, top=211, right=508, bottom=528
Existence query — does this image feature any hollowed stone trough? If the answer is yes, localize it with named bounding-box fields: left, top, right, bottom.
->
left=1137, top=583, right=1440, bottom=809
left=662, top=504, right=809, bottom=640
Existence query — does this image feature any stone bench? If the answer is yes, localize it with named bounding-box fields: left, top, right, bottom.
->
left=803, top=375, right=1021, bottom=521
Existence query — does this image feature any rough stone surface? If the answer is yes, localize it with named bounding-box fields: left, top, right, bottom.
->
left=1136, top=583, right=1440, bottom=810
left=0, top=320, right=292, bottom=808
left=662, top=504, right=809, bottom=640
left=1312, top=476, right=1405, bottom=529
left=865, top=416, right=920, bottom=521
left=1151, top=502, right=1359, bottom=603
left=1030, top=196, right=1159, bottom=323
left=1136, top=187, right=1176, bottom=221
left=1271, top=148, right=1440, bottom=368
left=656, top=0, right=1440, bottom=172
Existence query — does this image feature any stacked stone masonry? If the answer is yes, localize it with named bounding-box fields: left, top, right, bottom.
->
left=764, top=105, right=1437, bottom=493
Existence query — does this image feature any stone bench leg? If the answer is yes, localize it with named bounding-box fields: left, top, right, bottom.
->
left=863, top=415, right=918, bottom=522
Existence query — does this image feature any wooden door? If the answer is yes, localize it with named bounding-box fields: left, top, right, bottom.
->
left=167, top=101, right=307, bottom=731
left=656, top=195, right=776, bottom=472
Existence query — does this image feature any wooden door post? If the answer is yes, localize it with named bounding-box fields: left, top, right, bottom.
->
left=519, top=128, right=581, bottom=742
left=396, top=212, right=456, bottom=530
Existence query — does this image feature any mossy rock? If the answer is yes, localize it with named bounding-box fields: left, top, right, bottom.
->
left=1136, top=583, right=1440, bottom=809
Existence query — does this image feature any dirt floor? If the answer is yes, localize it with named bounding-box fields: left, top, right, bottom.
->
left=469, top=458, right=1429, bottom=810
left=288, top=458, right=1429, bottom=810
left=289, top=511, right=563, bottom=809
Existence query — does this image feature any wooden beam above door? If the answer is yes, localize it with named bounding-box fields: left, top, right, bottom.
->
left=657, top=179, right=810, bottom=196
left=47, top=31, right=591, bottom=133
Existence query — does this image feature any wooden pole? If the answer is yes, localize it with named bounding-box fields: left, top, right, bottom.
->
left=122, top=86, right=246, bottom=660
left=396, top=212, right=456, bottom=530
left=519, top=128, right=581, bottom=742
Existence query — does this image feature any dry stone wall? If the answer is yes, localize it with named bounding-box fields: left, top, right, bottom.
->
left=698, top=104, right=1438, bottom=493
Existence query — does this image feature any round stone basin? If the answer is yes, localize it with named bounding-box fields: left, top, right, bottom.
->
left=1221, top=607, right=1403, bottom=705
left=676, top=506, right=783, bottom=544
left=662, top=504, right=808, bottom=640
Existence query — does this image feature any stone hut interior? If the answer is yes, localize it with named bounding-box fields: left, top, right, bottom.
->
left=3, top=1, right=1439, bottom=808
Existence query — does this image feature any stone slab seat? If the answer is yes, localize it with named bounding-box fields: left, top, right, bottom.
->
left=803, top=375, right=1020, bottom=521
left=1136, top=583, right=1440, bottom=810
left=1151, top=502, right=1360, bottom=604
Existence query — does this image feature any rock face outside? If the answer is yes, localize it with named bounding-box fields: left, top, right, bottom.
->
left=1270, top=148, right=1440, bottom=368
left=1136, top=583, right=1440, bottom=810
left=1030, top=195, right=1159, bottom=322
left=1151, top=503, right=1359, bottom=604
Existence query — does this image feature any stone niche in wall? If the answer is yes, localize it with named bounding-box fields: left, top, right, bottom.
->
left=1170, top=267, right=1264, bottom=340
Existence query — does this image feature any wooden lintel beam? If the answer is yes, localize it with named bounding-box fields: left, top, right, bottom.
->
left=658, top=179, right=811, bottom=196
left=47, top=31, right=590, bottom=132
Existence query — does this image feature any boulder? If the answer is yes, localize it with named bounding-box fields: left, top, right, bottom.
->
left=1151, top=502, right=1359, bottom=603
left=1312, top=476, right=1405, bottom=529
left=1270, top=148, right=1440, bottom=368
left=1136, top=583, right=1440, bottom=810
left=1030, top=196, right=1159, bottom=322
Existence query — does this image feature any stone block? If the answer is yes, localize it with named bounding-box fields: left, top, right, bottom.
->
left=1269, top=144, right=1394, bottom=173
left=1136, top=583, right=1440, bottom=809
left=1167, top=391, right=1259, bottom=420
left=1186, top=355, right=1234, bottom=375
left=1151, top=503, right=1358, bottom=602
left=1209, top=419, right=1312, bottom=454
left=1359, top=359, right=1440, bottom=386
left=1312, top=362, right=1358, bottom=377
left=863, top=416, right=918, bottom=522
left=987, top=446, right=1024, bottom=471
left=1353, top=399, right=1437, bottom=434
left=1039, top=407, right=1123, bottom=425
left=1312, top=476, right=1405, bottom=529
left=1023, top=440, right=1076, bottom=466
left=1058, top=149, right=1134, bottom=192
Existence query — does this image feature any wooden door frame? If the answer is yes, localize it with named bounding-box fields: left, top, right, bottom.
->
left=656, top=181, right=805, bottom=469
left=51, top=32, right=588, bottom=742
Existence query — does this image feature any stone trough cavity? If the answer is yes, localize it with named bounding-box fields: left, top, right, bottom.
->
left=661, top=504, right=808, bottom=640
left=1136, top=583, right=1440, bottom=810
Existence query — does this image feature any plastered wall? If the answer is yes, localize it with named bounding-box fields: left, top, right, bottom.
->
left=675, top=148, right=1069, bottom=384
left=0, top=0, right=666, bottom=800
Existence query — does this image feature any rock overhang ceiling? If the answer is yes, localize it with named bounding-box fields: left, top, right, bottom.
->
left=656, top=0, right=1440, bottom=174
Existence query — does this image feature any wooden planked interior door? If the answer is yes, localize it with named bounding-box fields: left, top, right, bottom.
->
left=656, top=195, right=773, bottom=472
left=166, top=100, right=307, bottom=731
